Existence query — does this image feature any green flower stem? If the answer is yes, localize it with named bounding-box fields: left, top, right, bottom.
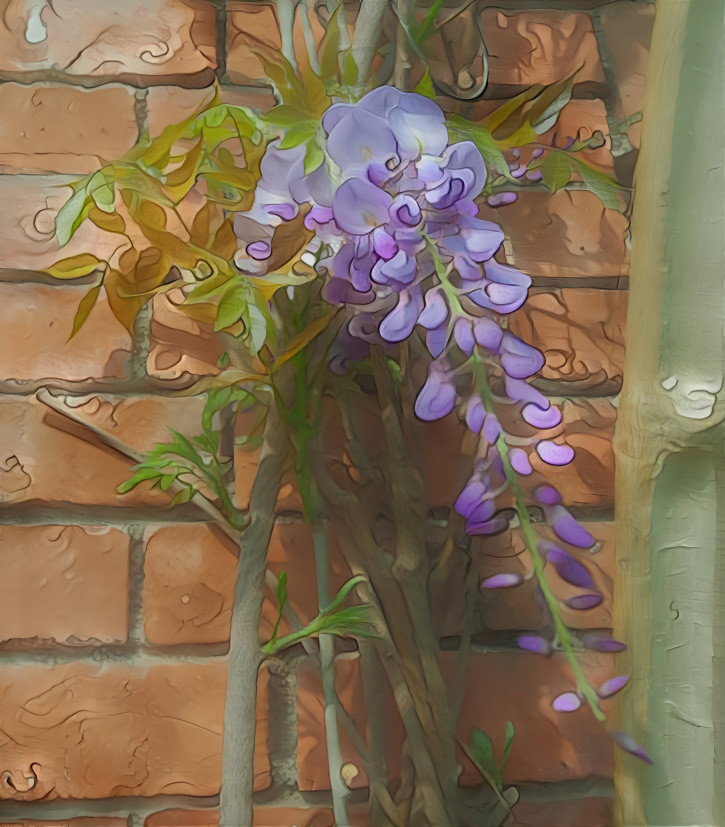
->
left=471, top=356, right=604, bottom=722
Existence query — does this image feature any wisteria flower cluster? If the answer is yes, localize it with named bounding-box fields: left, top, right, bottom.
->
left=233, top=86, right=640, bottom=754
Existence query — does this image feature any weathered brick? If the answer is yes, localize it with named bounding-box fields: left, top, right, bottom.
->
left=226, top=2, right=325, bottom=87
left=0, top=84, right=138, bottom=174
left=448, top=650, right=614, bottom=784
left=0, top=0, right=216, bottom=84
left=421, top=398, right=616, bottom=513
left=144, top=805, right=371, bottom=826
left=0, top=283, right=132, bottom=382
left=5, top=820, right=126, bottom=826
left=0, top=395, right=203, bottom=507
left=0, top=176, right=119, bottom=275
left=492, top=190, right=630, bottom=280
left=599, top=2, right=656, bottom=150
left=539, top=99, right=615, bottom=171
left=509, top=289, right=626, bottom=395
left=481, top=10, right=605, bottom=90
left=511, top=797, right=613, bottom=827
left=0, top=663, right=225, bottom=801
left=0, top=525, right=128, bottom=646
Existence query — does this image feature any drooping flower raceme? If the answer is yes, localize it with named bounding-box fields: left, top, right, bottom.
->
left=233, top=87, right=632, bottom=732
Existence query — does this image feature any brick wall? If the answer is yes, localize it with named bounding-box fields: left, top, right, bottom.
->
left=0, top=1, right=653, bottom=825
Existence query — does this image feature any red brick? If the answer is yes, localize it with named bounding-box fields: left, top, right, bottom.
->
left=0, top=525, right=128, bottom=645
left=511, top=797, right=613, bottom=827
left=0, top=84, right=138, bottom=174
left=509, top=289, right=626, bottom=395
left=448, top=650, right=614, bottom=784
left=0, top=395, right=203, bottom=507
left=538, top=99, right=615, bottom=172
left=599, top=2, right=656, bottom=150
left=0, top=176, right=120, bottom=275
left=481, top=10, right=605, bottom=89
left=0, top=284, right=132, bottom=382
left=0, top=0, right=216, bottom=83
left=492, top=191, right=630, bottom=279
left=226, top=2, right=325, bottom=87
left=3, top=818, right=125, bottom=826
left=0, top=663, right=226, bottom=801
left=144, top=805, right=372, bottom=826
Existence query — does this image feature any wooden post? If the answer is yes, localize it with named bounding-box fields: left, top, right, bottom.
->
left=614, top=1, right=724, bottom=824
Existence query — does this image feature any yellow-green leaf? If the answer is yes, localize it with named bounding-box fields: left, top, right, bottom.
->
left=414, top=66, right=436, bottom=100
left=46, top=253, right=103, bottom=280
left=69, top=284, right=102, bottom=340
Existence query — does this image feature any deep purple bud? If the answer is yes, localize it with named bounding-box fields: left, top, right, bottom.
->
left=246, top=240, right=271, bottom=260
left=500, top=332, right=545, bottom=379
left=481, top=572, right=523, bottom=589
left=536, top=440, right=574, bottom=466
left=426, top=325, right=448, bottom=358
left=546, top=547, right=596, bottom=590
left=372, top=227, right=398, bottom=260
left=482, top=413, right=501, bottom=445
left=552, top=692, right=582, bottom=712
left=517, top=635, right=552, bottom=656
left=611, top=731, right=653, bottom=765
left=455, top=475, right=489, bottom=518
left=523, top=403, right=562, bottom=430
left=547, top=507, right=595, bottom=549
left=509, top=448, right=532, bottom=475
left=565, top=593, right=603, bottom=610
left=597, top=675, right=630, bottom=699
left=469, top=515, right=509, bottom=536
left=580, top=634, right=627, bottom=653
left=467, top=498, right=497, bottom=525
left=465, top=397, right=485, bottom=433
left=535, top=485, right=562, bottom=505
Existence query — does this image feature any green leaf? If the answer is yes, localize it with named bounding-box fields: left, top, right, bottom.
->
left=320, top=4, right=343, bottom=80
left=501, top=721, right=515, bottom=774
left=215, top=283, right=247, bottom=331
left=54, top=181, right=92, bottom=247
left=276, top=571, right=288, bottom=612
left=470, top=727, right=496, bottom=772
left=263, top=105, right=313, bottom=128
left=278, top=120, right=318, bottom=150
left=247, top=303, right=268, bottom=355
left=88, top=170, right=116, bottom=213
left=46, top=253, right=103, bottom=280
left=540, top=151, right=572, bottom=193
left=341, top=51, right=359, bottom=87
left=68, top=284, right=101, bottom=339
left=414, top=66, right=436, bottom=100
left=304, top=140, right=324, bottom=174
left=568, top=156, right=624, bottom=211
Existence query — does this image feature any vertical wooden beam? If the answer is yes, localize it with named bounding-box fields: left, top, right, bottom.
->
left=614, top=1, right=724, bottom=824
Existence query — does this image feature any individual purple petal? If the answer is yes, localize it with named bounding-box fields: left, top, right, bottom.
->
left=246, top=240, right=271, bottom=260
left=332, top=178, right=393, bottom=235
left=547, top=507, right=595, bottom=549
left=597, top=675, right=630, bottom=699
left=455, top=476, right=488, bottom=518
left=453, top=318, right=475, bottom=355
left=465, top=397, right=485, bottom=433
left=517, top=635, right=553, bottom=656
left=467, top=498, right=496, bottom=525
left=580, top=634, right=627, bottom=653
left=326, top=109, right=399, bottom=176
left=324, top=277, right=374, bottom=306
left=487, top=192, right=518, bottom=207
left=552, top=692, right=582, bottom=712
left=473, top=317, right=503, bottom=352
left=501, top=332, right=545, bottom=379
left=445, top=141, right=487, bottom=198
left=523, top=403, right=562, bottom=429
left=418, top=288, right=448, bottom=329
left=510, top=448, right=533, bottom=475
left=426, top=324, right=448, bottom=358
left=372, top=227, right=398, bottom=260
left=417, top=154, right=445, bottom=184
left=482, top=413, right=501, bottom=445
left=389, top=93, right=448, bottom=159
left=469, top=516, right=509, bottom=536
left=304, top=205, right=335, bottom=231
left=379, top=288, right=424, bottom=343
left=536, top=440, right=575, bottom=466
left=546, top=546, right=596, bottom=590
left=390, top=194, right=422, bottom=227
left=480, top=572, right=523, bottom=589
left=358, top=85, right=404, bottom=114
left=566, top=593, right=603, bottom=610
left=505, top=376, right=550, bottom=409
left=611, top=731, right=653, bottom=765
left=425, top=172, right=467, bottom=210
left=460, top=217, right=505, bottom=262
left=372, top=249, right=417, bottom=285
left=264, top=202, right=296, bottom=221
left=535, top=485, right=562, bottom=505
left=414, top=361, right=456, bottom=421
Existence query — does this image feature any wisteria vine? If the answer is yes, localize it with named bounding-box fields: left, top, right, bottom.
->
left=231, top=86, right=648, bottom=762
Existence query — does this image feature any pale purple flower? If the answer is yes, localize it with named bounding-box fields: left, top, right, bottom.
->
left=536, top=440, right=575, bottom=466
left=481, top=572, right=524, bottom=589
left=552, top=692, right=582, bottom=712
